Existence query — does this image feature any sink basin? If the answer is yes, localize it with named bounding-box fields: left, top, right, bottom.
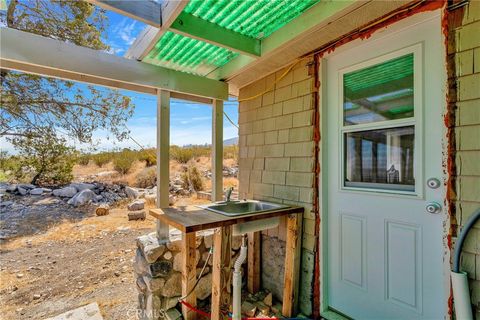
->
left=198, top=200, right=288, bottom=217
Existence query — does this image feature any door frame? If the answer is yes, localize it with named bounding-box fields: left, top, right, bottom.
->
left=318, top=10, right=450, bottom=319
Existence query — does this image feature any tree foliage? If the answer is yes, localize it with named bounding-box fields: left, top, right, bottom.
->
left=0, top=0, right=135, bottom=144
left=11, top=131, right=77, bottom=186
left=0, top=1, right=136, bottom=184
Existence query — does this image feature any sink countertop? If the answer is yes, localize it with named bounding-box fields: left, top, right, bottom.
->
left=149, top=205, right=304, bottom=233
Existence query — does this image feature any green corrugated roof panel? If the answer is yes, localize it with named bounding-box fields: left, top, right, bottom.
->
left=184, top=0, right=319, bottom=39
left=144, top=31, right=238, bottom=76
left=143, top=0, right=320, bottom=76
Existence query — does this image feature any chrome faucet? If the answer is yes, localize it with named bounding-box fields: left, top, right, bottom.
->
left=225, top=187, right=234, bottom=202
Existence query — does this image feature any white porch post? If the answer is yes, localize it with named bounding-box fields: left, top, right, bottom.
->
left=212, top=99, right=224, bottom=202
left=156, top=89, right=170, bottom=241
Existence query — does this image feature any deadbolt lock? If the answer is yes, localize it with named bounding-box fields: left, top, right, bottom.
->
left=427, top=178, right=441, bottom=189
left=426, top=201, right=442, bottom=214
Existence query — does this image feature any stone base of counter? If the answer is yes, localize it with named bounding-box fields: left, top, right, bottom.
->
left=133, top=230, right=244, bottom=320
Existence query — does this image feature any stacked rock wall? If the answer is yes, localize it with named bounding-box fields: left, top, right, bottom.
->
left=134, top=230, right=244, bottom=320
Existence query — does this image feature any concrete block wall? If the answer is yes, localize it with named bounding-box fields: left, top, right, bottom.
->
left=238, top=58, right=317, bottom=316
left=449, top=1, right=480, bottom=316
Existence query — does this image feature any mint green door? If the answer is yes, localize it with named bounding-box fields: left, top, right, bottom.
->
left=324, top=13, right=446, bottom=319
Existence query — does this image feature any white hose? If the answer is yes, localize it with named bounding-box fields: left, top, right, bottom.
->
left=451, top=271, right=473, bottom=319
left=233, top=235, right=248, bottom=320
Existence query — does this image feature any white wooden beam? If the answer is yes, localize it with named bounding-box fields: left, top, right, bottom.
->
left=156, top=89, right=170, bottom=241
left=170, top=12, right=261, bottom=57
left=125, top=0, right=189, bottom=60
left=85, top=0, right=161, bottom=27
left=0, top=27, right=228, bottom=100
left=212, top=99, right=224, bottom=202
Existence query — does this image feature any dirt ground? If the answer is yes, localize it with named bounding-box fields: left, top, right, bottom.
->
left=0, top=158, right=237, bottom=319
left=0, top=194, right=157, bottom=320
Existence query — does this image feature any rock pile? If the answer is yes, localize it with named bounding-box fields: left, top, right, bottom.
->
left=128, top=199, right=146, bottom=221
left=3, top=182, right=156, bottom=207
left=133, top=230, right=244, bottom=320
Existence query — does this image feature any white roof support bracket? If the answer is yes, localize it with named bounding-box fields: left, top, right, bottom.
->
left=125, top=0, right=189, bottom=60
left=0, top=27, right=228, bottom=101
left=84, top=0, right=162, bottom=27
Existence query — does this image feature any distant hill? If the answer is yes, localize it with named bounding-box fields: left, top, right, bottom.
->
left=223, top=137, right=238, bottom=146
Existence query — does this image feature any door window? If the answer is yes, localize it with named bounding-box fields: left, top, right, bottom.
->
left=341, top=52, right=418, bottom=193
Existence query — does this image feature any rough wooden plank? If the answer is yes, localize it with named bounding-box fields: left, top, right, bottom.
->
left=182, top=232, right=197, bottom=320
left=211, top=226, right=232, bottom=320
left=149, top=205, right=304, bottom=233
left=212, top=100, right=224, bottom=202
left=247, top=231, right=261, bottom=293
left=282, top=213, right=303, bottom=317
left=0, top=27, right=228, bottom=100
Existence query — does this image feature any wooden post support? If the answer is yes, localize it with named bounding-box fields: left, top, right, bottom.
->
left=282, top=213, right=303, bottom=317
left=156, top=89, right=170, bottom=241
left=182, top=232, right=197, bottom=320
left=211, top=226, right=232, bottom=320
left=212, top=99, right=224, bottom=202
left=247, top=231, right=261, bottom=293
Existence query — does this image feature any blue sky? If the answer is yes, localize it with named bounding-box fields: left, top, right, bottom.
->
left=1, top=7, right=238, bottom=153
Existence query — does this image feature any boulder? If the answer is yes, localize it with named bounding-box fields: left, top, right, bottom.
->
left=6, top=184, right=17, bottom=192
left=53, top=186, right=78, bottom=198
left=70, top=183, right=95, bottom=192
left=128, top=210, right=146, bottom=221
left=165, top=308, right=182, bottom=320
left=136, top=233, right=166, bottom=263
left=125, top=186, right=139, bottom=199
left=67, top=189, right=95, bottom=207
left=18, top=184, right=35, bottom=190
left=29, top=188, right=44, bottom=195
left=17, top=187, right=27, bottom=196
left=161, top=272, right=182, bottom=297
left=128, top=199, right=145, bottom=211
left=143, top=275, right=165, bottom=292
left=195, top=273, right=212, bottom=300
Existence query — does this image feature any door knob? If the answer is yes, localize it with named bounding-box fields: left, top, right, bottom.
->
left=426, top=201, right=442, bottom=214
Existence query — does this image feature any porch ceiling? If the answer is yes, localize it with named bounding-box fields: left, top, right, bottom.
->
left=122, top=0, right=415, bottom=95
left=140, top=0, right=319, bottom=76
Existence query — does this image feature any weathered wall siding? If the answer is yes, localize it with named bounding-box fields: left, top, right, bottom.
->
left=451, top=1, right=480, bottom=315
left=238, top=59, right=316, bottom=316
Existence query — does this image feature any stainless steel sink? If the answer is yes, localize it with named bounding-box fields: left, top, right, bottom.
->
left=198, top=200, right=288, bottom=217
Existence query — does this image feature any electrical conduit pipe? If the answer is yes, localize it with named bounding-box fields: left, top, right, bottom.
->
left=451, top=208, right=480, bottom=320
left=233, top=234, right=248, bottom=320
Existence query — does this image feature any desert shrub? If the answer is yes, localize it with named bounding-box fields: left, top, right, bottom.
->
left=113, top=149, right=136, bottom=174
left=170, top=146, right=194, bottom=164
left=77, top=154, right=91, bottom=166
left=138, top=149, right=156, bottom=167
left=224, top=145, right=238, bottom=161
left=136, top=166, right=157, bottom=188
left=181, top=165, right=204, bottom=191
left=92, top=152, right=112, bottom=167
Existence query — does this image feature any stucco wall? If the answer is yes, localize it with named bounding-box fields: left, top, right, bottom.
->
left=237, top=58, right=317, bottom=316
left=449, top=1, right=480, bottom=316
